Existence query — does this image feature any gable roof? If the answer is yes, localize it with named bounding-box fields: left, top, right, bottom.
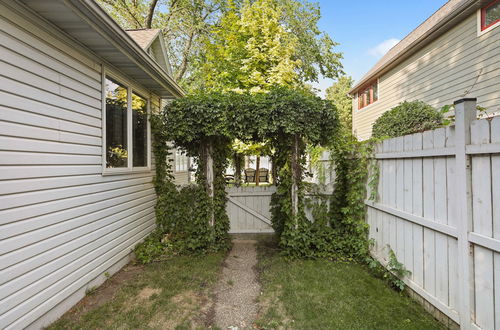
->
left=16, top=0, right=184, bottom=98
left=350, top=0, right=485, bottom=94
left=126, top=29, right=161, bottom=49
left=126, top=28, right=173, bottom=75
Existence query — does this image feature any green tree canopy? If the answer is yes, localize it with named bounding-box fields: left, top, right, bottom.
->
left=200, top=0, right=300, bottom=93
left=98, top=0, right=343, bottom=92
left=326, top=75, right=354, bottom=130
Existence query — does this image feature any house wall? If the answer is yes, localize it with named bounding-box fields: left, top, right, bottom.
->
left=0, top=3, right=159, bottom=329
left=352, top=11, right=500, bottom=140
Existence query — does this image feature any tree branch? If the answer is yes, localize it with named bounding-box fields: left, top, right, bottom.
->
left=174, top=30, right=195, bottom=81
left=145, top=0, right=159, bottom=28
left=119, top=0, right=143, bottom=28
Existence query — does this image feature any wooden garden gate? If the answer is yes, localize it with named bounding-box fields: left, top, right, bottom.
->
left=226, top=186, right=275, bottom=233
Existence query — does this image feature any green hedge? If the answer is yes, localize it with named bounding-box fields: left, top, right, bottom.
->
left=372, top=101, right=443, bottom=139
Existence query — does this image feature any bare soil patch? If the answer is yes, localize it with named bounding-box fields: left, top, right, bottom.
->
left=63, top=263, right=143, bottom=320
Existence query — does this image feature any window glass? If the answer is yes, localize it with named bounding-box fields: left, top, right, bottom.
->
left=132, top=92, right=148, bottom=167
left=358, top=81, right=378, bottom=109
left=364, top=89, right=371, bottom=105
left=105, top=77, right=128, bottom=168
left=485, top=1, right=500, bottom=27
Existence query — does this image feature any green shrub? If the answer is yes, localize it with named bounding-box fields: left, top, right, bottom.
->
left=134, top=231, right=168, bottom=264
left=372, top=101, right=443, bottom=138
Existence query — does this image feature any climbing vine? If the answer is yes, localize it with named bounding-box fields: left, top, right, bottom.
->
left=137, top=87, right=348, bottom=260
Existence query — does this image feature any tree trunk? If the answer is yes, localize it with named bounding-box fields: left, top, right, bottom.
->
left=290, top=135, right=300, bottom=229
left=270, top=155, right=277, bottom=185
left=234, top=153, right=242, bottom=187
left=255, top=156, right=260, bottom=186
left=145, top=0, right=159, bottom=28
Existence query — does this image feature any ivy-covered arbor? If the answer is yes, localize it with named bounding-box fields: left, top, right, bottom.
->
left=147, top=87, right=368, bottom=258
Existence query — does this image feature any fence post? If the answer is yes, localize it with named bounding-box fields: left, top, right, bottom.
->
left=454, top=98, right=476, bottom=329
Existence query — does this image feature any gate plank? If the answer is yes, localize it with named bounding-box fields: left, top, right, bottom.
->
left=227, top=196, right=272, bottom=225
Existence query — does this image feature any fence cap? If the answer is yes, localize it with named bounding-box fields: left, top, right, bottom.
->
left=454, top=98, right=477, bottom=105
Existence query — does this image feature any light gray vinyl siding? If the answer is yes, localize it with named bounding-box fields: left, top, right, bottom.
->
left=0, top=2, right=157, bottom=329
left=352, top=11, right=500, bottom=140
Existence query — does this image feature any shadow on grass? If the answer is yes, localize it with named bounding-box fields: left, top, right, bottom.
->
left=49, top=252, right=226, bottom=330
left=254, top=235, right=444, bottom=330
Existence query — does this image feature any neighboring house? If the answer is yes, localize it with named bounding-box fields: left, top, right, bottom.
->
left=0, top=0, right=185, bottom=328
left=350, top=0, right=500, bottom=140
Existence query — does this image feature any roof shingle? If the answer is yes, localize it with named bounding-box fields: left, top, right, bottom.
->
left=126, top=29, right=161, bottom=50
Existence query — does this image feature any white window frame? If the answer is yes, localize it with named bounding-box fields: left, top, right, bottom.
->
left=101, top=66, right=152, bottom=175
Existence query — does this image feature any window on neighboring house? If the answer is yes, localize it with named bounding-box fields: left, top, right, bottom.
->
left=358, top=80, right=378, bottom=110
left=175, top=149, right=189, bottom=172
left=481, top=0, right=500, bottom=31
left=104, top=75, right=150, bottom=171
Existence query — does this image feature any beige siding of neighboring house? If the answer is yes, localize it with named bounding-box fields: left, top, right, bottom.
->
left=352, top=11, right=500, bottom=140
left=0, top=3, right=158, bottom=329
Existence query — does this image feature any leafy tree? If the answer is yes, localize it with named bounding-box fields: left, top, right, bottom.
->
left=98, top=0, right=342, bottom=91
left=326, top=76, right=354, bottom=130
left=200, top=0, right=342, bottom=92
left=277, top=0, right=343, bottom=82
left=97, top=0, right=226, bottom=83
left=200, top=0, right=300, bottom=93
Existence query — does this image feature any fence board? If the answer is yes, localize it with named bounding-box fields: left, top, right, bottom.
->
left=412, top=133, right=424, bottom=286
left=471, top=119, right=494, bottom=329
left=365, top=100, right=500, bottom=328
left=403, top=135, right=414, bottom=275
left=445, top=126, right=459, bottom=311
left=423, top=130, right=436, bottom=296
left=491, top=117, right=500, bottom=330
left=396, top=137, right=405, bottom=263
left=434, top=128, right=449, bottom=305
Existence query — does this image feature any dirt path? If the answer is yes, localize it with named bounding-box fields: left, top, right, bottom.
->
left=214, top=239, right=260, bottom=329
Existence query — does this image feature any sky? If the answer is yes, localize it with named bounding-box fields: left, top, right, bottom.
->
left=312, top=0, right=448, bottom=96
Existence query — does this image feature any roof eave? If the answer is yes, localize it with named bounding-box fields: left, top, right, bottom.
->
left=349, top=0, right=480, bottom=95
left=77, top=0, right=184, bottom=98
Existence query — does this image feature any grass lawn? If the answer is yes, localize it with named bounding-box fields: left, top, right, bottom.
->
left=49, top=252, right=225, bottom=330
left=255, top=237, right=444, bottom=329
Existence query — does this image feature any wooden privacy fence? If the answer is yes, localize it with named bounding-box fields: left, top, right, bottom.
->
left=226, top=186, right=276, bottom=234
left=366, top=98, right=500, bottom=329
left=226, top=185, right=328, bottom=233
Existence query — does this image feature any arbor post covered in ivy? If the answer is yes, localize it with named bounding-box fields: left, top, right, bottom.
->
left=290, top=134, right=301, bottom=229
left=201, top=141, right=215, bottom=226
left=163, top=92, right=236, bottom=251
